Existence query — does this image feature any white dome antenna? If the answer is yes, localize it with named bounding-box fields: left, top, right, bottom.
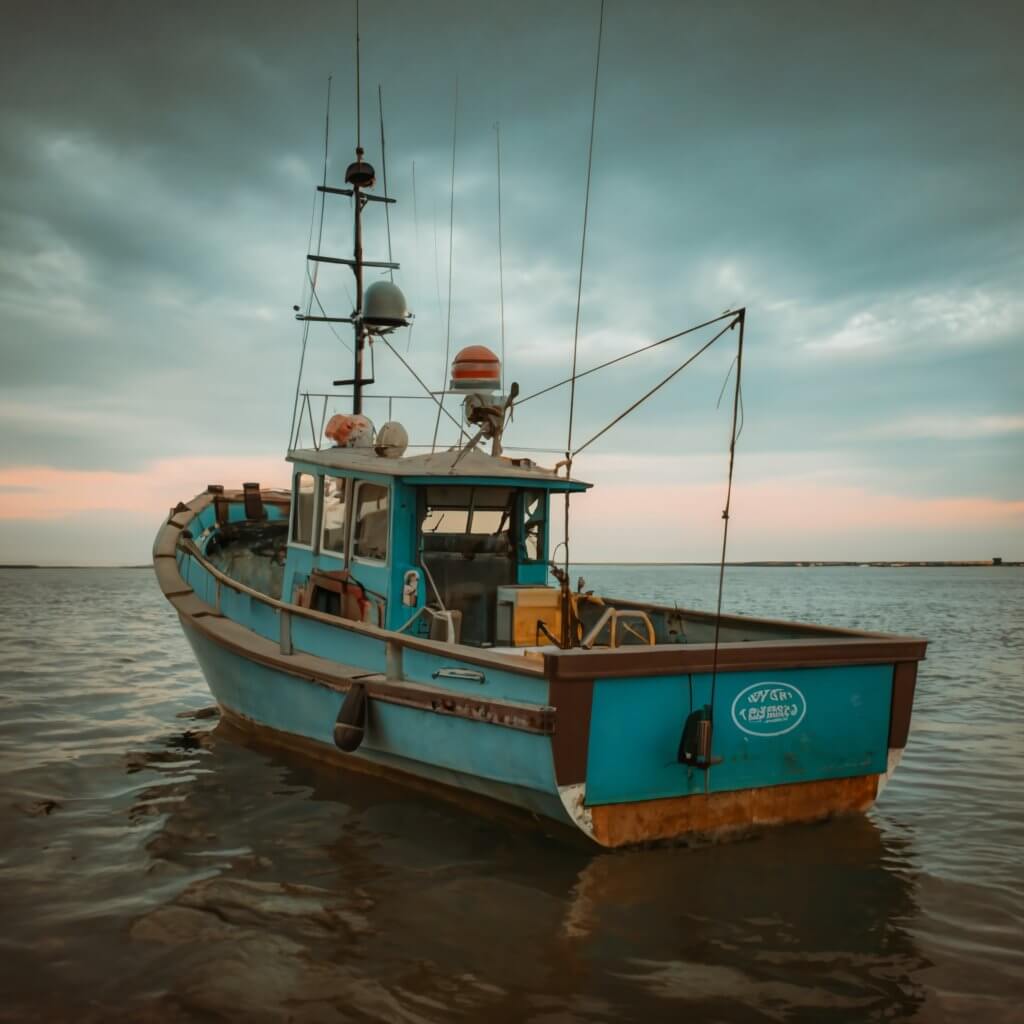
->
left=363, top=280, right=410, bottom=331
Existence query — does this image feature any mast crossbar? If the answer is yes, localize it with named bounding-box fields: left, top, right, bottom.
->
left=307, top=255, right=400, bottom=270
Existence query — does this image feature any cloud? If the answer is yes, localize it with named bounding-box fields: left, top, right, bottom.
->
left=806, top=288, right=1023, bottom=356
left=853, top=415, right=1024, bottom=441
left=0, top=0, right=1021, bottom=561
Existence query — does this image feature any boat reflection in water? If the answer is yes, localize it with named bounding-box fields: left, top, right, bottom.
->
left=122, top=715, right=929, bottom=1022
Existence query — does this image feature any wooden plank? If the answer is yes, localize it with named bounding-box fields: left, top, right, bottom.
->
left=152, top=523, right=180, bottom=559
left=889, top=661, right=918, bottom=748
left=549, top=679, right=594, bottom=786
left=154, top=557, right=192, bottom=597
left=545, top=637, right=927, bottom=681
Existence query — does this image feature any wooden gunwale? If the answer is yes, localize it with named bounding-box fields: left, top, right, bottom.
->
left=544, top=636, right=927, bottom=681
left=156, top=493, right=555, bottom=735
left=157, top=489, right=927, bottom=690
left=154, top=493, right=545, bottom=678
left=178, top=610, right=554, bottom=734
left=595, top=593, right=918, bottom=641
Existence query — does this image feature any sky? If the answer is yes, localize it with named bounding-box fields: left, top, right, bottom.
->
left=1, top=0, right=1021, bottom=564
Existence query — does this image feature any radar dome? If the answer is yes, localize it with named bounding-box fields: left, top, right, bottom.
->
left=325, top=413, right=375, bottom=448
left=375, top=421, right=409, bottom=459
left=363, top=281, right=410, bottom=329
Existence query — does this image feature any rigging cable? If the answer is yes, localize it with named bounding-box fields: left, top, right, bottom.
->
left=289, top=74, right=333, bottom=450
left=380, top=337, right=465, bottom=433
left=707, top=309, right=746, bottom=744
left=571, top=314, right=740, bottom=458
left=378, top=84, right=394, bottom=281
left=431, top=75, right=459, bottom=453
left=495, top=122, right=506, bottom=393
left=517, top=309, right=741, bottom=407
left=562, top=0, right=605, bottom=645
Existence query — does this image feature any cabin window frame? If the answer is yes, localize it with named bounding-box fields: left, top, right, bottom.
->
left=519, top=490, right=546, bottom=563
left=319, top=474, right=351, bottom=564
left=350, top=479, right=391, bottom=567
left=290, top=470, right=320, bottom=550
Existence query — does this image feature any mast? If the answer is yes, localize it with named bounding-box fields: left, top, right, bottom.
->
left=296, top=3, right=408, bottom=426
left=351, top=148, right=369, bottom=415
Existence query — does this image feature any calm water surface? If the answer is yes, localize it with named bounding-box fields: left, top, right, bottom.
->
left=0, top=565, right=1021, bottom=1022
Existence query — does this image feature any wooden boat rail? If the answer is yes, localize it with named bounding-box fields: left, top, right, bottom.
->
left=157, top=490, right=927, bottom=692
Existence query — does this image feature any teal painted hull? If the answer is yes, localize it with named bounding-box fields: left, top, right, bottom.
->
left=179, top=619, right=572, bottom=827
left=156, top=488, right=926, bottom=847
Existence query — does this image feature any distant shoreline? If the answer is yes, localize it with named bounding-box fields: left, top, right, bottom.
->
left=1, top=561, right=1019, bottom=570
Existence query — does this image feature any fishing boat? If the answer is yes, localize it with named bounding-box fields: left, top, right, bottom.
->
left=153, top=27, right=926, bottom=848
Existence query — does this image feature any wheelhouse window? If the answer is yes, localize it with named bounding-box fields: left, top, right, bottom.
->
left=521, top=490, right=545, bottom=562
left=321, top=476, right=348, bottom=557
left=291, top=472, right=316, bottom=546
left=421, top=486, right=514, bottom=555
left=352, top=482, right=389, bottom=562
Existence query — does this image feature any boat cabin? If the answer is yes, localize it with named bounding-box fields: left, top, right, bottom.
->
left=282, top=445, right=590, bottom=647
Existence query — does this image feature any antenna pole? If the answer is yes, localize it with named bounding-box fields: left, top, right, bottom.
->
left=561, top=0, right=605, bottom=648
left=353, top=171, right=365, bottom=414
left=352, top=0, right=365, bottom=414
left=355, top=0, right=362, bottom=151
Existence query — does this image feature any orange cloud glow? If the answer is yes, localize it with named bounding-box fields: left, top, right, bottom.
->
left=0, top=457, right=288, bottom=521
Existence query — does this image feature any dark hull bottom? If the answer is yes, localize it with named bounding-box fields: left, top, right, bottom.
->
left=215, top=705, right=590, bottom=847
left=216, top=704, right=881, bottom=850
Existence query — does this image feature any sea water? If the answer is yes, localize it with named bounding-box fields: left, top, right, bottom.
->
left=0, top=565, right=1021, bottom=1021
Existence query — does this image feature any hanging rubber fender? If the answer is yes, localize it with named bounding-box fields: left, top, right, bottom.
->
left=334, top=682, right=368, bottom=752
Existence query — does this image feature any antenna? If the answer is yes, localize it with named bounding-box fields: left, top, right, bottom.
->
left=560, top=0, right=605, bottom=648
left=378, top=84, right=393, bottom=281
left=298, top=2, right=410, bottom=420
left=431, top=75, right=459, bottom=453
left=355, top=0, right=362, bottom=151
left=495, top=122, right=506, bottom=393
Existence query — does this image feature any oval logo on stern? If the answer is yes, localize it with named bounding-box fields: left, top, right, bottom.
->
left=730, top=682, right=807, bottom=737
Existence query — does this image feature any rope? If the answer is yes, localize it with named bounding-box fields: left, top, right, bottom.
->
left=708, top=309, right=746, bottom=732
left=572, top=314, right=739, bottom=457
left=378, top=84, right=393, bottom=282
left=431, top=76, right=459, bottom=453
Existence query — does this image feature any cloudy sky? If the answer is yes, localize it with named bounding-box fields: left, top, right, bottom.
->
left=1, top=0, right=1021, bottom=564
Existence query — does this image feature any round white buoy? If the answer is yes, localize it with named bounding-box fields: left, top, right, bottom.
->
left=375, top=421, right=409, bottom=458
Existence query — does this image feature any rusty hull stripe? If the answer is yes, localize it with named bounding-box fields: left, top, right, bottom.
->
left=590, top=773, right=879, bottom=848
left=888, top=661, right=918, bottom=749
left=549, top=679, right=594, bottom=786
left=544, top=637, right=927, bottom=681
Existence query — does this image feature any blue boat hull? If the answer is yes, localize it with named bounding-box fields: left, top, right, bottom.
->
left=156, top=488, right=926, bottom=847
left=179, top=618, right=575, bottom=829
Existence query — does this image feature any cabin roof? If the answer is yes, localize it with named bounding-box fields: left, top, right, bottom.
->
left=286, top=446, right=592, bottom=490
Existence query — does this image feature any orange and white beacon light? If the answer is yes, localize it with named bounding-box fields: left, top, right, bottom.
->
left=448, top=345, right=519, bottom=457
left=449, top=345, right=501, bottom=393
